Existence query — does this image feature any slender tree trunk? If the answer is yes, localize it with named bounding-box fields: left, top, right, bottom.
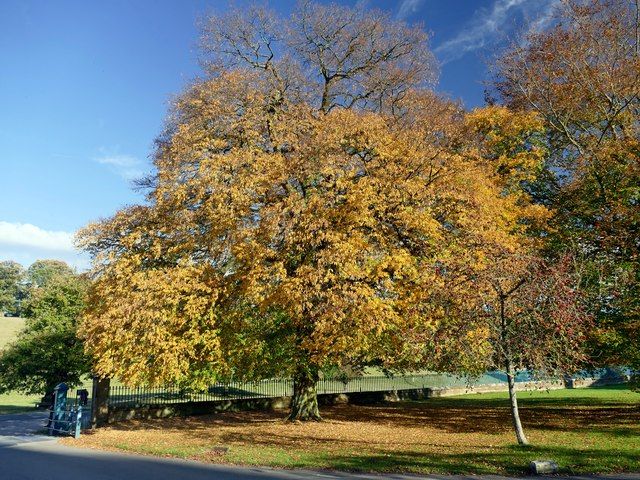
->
left=506, top=363, right=529, bottom=446
left=635, top=0, right=639, bottom=55
left=287, top=364, right=321, bottom=422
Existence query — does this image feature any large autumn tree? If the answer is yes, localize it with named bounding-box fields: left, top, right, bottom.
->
left=495, top=0, right=640, bottom=378
left=78, top=2, right=535, bottom=421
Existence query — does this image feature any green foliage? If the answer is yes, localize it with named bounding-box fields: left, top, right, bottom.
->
left=0, top=266, right=90, bottom=396
left=495, top=0, right=640, bottom=375
left=0, top=321, right=88, bottom=395
left=26, top=259, right=74, bottom=288
left=0, top=261, right=24, bottom=315
left=21, top=270, right=88, bottom=320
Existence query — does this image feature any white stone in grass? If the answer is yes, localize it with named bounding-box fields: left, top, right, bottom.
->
left=530, top=460, right=559, bottom=474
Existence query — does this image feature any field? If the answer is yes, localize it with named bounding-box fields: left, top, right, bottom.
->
left=0, top=390, right=40, bottom=415
left=65, top=385, right=640, bottom=475
left=0, top=316, right=25, bottom=349
left=0, top=317, right=41, bottom=414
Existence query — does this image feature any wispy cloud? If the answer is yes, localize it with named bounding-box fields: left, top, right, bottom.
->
left=0, top=221, right=88, bottom=270
left=527, top=0, right=561, bottom=35
left=96, top=153, right=145, bottom=181
left=396, top=0, right=425, bottom=21
left=434, top=0, right=558, bottom=64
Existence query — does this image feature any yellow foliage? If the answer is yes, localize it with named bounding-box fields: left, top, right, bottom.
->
left=78, top=74, right=550, bottom=386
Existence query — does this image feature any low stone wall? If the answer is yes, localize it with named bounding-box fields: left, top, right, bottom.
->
left=568, top=375, right=627, bottom=389
left=103, top=375, right=624, bottom=424
left=427, top=379, right=568, bottom=397
left=107, top=396, right=291, bottom=423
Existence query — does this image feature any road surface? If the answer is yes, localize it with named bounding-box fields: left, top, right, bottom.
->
left=0, top=411, right=50, bottom=447
left=1, top=412, right=638, bottom=480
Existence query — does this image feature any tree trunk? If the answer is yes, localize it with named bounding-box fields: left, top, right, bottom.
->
left=40, top=390, right=54, bottom=409
left=287, top=365, right=321, bottom=422
left=506, top=364, right=529, bottom=446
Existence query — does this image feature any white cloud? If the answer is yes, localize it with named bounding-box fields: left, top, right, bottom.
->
left=0, top=222, right=74, bottom=251
left=0, top=222, right=89, bottom=270
left=96, top=153, right=144, bottom=181
left=433, top=0, right=558, bottom=64
left=397, top=0, right=424, bottom=21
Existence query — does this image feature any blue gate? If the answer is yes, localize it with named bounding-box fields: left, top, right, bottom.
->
left=45, top=383, right=91, bottom=438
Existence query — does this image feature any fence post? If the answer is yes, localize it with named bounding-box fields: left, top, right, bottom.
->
left=91, top=377, right=111, bottom=428
left=74, top=407, right=82, bottom=438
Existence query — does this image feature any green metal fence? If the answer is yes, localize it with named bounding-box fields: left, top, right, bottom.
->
left=109, top=379, right=294, bottom=407
left=107, top=371, right=532, bottom=408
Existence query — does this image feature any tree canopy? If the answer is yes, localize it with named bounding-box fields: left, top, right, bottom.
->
left=79, top=0, right=602, bottom=427
left=494, top=0, right=640, bottom=377
left=0, top=260, right=24, bottom=315
left=26, top=259, right=75, bottom=289
left=0, top=262, right=90, bottom=401
left=200, top=1, right=437, bottom=113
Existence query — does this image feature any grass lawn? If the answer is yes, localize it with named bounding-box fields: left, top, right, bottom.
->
left=0, top=317, right=40, bottom=414
left=0, top=391, right=40, bottom=415
left=0, top=316, right=25, bottom=350
left=65, top=384, right=640, bottom=475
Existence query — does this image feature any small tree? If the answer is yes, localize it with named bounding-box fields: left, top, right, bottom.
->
left=0, top=268, right=90, bottom=404
left=470, top=253, right=591, bottom=445
left=462, top=106, right=592, bottom=445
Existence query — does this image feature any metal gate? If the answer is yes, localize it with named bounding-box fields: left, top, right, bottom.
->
left=45, top=383, right=92, bottom=438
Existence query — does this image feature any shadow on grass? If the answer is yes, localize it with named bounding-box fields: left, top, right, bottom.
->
left=103, top=397, right=640, bottom=442
left=0, top=405, right=38, bottom=415
left=104, top=386, right=640, bottom=437
left=300, top=444, right=640, bottom=475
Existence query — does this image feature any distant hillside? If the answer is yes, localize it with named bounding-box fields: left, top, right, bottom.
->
left=0, top=317, right=25, bottom=350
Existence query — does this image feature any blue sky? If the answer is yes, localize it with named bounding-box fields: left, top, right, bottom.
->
left=0, top=0, right=557, bottom=269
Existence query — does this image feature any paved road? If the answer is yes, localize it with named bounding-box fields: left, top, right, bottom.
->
left=0, top=411, right=51, bottom=447
left=1, top=412, right=639, bottom=480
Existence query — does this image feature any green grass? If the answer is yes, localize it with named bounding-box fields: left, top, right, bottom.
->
left=0, top=390, right=40, bottom=415
left=433, top=382, right=639, bottom=406
left=0, top=316, right=25, bottom=350
left=70, top=385, right=640, bottom=475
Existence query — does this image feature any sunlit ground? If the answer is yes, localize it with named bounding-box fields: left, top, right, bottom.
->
left=65, top=385, right=640, bottom=475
